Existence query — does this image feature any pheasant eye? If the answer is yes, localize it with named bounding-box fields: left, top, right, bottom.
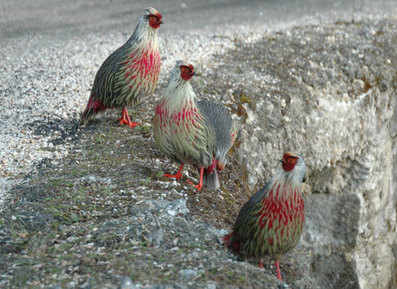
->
left=148, top=14, right=162, bottom=28
left=180, top=66, right=190, bottom=74
left=180, top=65, right=194, bottom=80
left=149, top=15, right=158, bottom=22
left=287, top=156, right=298, bottom=165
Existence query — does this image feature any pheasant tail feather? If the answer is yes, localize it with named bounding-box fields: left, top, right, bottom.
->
left=203, top=168, right=220, bottom=190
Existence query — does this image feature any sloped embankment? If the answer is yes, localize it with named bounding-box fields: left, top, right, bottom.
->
left=1, top=19, right=397, bottom=289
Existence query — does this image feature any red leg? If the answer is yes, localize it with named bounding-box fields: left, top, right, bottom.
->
left=164, top=164, right=184, bottom=180
left=119, top=107, right=139, bottom=129
left=275, top=259, right=282, bottom=281
left=187, top=167, right=204, bottom=191
left=258, top=259, right=264, bottom=268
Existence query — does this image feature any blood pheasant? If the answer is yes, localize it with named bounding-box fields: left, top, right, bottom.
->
left=153, top=61, right=236, bottom=191
left=81, top=7, right=162, bottom=129
left=224, top=152, right=306, bottom=281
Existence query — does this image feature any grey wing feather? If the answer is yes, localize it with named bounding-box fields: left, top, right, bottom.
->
left=91, top=43, right=130, bottom=106
left=197, top=100, right=234, bottom=160
left=233, top=183, right=271, bottom=234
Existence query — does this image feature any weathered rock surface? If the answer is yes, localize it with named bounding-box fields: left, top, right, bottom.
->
left=1, top=19, right=396, bottom=289
left=205, top=19, right=397, bottom=289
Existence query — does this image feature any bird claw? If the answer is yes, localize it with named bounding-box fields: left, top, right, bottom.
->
left=163, top=172, right=182, bottom=180
left=119, top=118, right=139, bottom=129
left=163, top=164, right=184, bottom=180
left=119, top=107, right=139, bottom=129
left=127, top=121, right=139, bottom=129
left=186, top=179, right=202, bottom=191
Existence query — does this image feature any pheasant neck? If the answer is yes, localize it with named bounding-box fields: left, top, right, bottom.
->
left=124, top=17, right=160, bottom=67
left=120, top=20, right=160, bottom=94
left=266, top=178, right=303, bottom=202
left=164, top=81, right=196, bottom=115
left=127, top=16, right=159, bottom=49
left=271, top=165, right=304, bottom=188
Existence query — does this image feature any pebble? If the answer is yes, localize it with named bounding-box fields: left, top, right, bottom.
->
left=0, top=26, right=242, bottom=207
left=178, top=269, right=198, bottom=280
left=119, top=276, right=135, bottom=289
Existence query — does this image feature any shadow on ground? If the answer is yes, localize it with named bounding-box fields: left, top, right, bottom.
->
left=1, top=103, right=282, bottom=288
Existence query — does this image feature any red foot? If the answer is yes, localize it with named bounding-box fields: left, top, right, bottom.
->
left=164, top=164, right=184, bottom=180
left=275, top=259, right=282, bottom=281
left=119, top=107, right=139, bottom=129
left=186, top=167, right=204, bottom=191
left=187, top=179, right=203, bottom=191
left=258, top=259, right=264, bottom=269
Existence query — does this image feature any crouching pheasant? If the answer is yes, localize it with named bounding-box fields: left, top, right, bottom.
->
left=81, top=7, right=162, bottom=129
left=224, top=153, right=306, bottom=281
left=153, top=61, right=236, bottom=191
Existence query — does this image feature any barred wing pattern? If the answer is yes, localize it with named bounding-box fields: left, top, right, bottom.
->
left=197, top=99, right=235, bottom=164
left=92, top=43, right=160, bottom=108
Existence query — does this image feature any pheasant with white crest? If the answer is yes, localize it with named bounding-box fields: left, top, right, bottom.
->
left=224, top=152, right=306, bottom=282
left=153, top=61, right=236, bottom=191
left=81, top=7, right=162, bottom=129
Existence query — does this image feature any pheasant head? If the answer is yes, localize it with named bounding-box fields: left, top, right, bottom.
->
left=279, top=152, right=306, bottom=184
left=144, top=7, right=163, bottom=29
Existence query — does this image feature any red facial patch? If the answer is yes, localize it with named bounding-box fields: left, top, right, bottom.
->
left=149, top=13, right=162, bottom=29
left=282, top=153, right=298, bottom=172
left=180, top=65, right=194, bottom=81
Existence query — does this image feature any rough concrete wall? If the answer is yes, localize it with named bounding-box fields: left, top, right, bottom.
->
left=226, top=21, right=397, bottom=288
left=390, top=89, right=397, bottom=289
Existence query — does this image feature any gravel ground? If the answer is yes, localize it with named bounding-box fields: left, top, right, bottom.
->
left=0, top=29, right=240, bottom=203
left=0, top=10, right=396, bottom=289
left=1, top=3, right=396, bottom=205
left=0, top=27, right=239, bottom=204
left=0, top=0, right=396, bottom=203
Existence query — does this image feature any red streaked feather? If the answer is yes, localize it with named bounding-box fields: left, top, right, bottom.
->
left=124, top=49, right=160, bottom=87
